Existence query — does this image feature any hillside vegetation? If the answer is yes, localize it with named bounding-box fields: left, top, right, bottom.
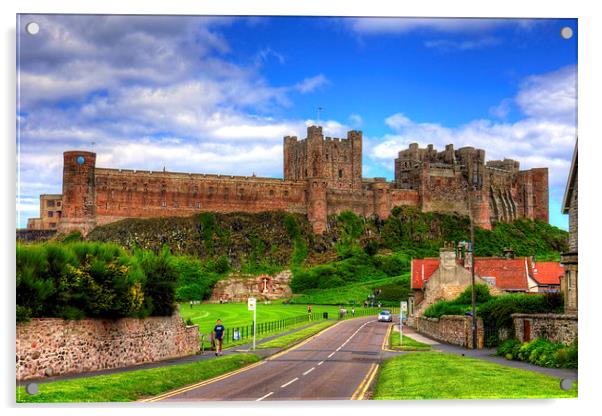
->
left=84, top=207, right=567, bottom=305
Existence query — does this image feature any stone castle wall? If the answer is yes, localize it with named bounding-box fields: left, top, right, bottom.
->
left=16, top=313, right=200, bottom=381
left=50, top=127, right=549, bottom=236
left=416, top=315, right=485, bottom=349
left=512, top=313, right=577, bottom=345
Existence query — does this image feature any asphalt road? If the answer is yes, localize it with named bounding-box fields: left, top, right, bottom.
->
left=148, top=316, right=390, bottom=402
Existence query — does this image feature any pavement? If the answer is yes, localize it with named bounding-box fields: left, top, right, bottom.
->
left=400, top=326, right=578, bottom=380
left=144, top=316, right=390, bottom=401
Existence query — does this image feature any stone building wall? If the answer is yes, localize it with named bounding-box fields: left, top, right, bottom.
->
left=512, top=313, right=577, bottom=345
left=416, top=315, right=484, bottom=349
left=16, top=313, right=200, bottom=381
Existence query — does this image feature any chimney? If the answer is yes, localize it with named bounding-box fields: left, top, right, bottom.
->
left=439, top=244, right=457, bottom=270
left=503, top=247, right=515, bottom=259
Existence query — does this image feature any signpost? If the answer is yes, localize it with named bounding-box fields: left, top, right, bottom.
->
left=248, top=297, right=256, bottom=350
left=400, top=301, right=407, bottom=346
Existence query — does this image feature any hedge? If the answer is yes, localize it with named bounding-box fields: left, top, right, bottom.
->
left=16, top=242, right=207, bottom=322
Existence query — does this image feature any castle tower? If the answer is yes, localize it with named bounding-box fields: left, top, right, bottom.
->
left=59, top=151, right=97, bottom=235
left=371, top=181, right=391, bottom=220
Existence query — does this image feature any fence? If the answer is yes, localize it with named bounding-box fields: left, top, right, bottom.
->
left=203, top=307, right=387, bottom=348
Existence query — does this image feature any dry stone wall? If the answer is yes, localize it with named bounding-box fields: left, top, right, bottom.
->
left=16, top=313, right=199, bottom=381
left=416, top=315, right=484, bottom=349
left=512, top=313, right=577, bottom=345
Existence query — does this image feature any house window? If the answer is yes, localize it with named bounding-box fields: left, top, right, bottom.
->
left=47, top=211, right=53, bottom=218
left=47, top=200, right=55, bottom=208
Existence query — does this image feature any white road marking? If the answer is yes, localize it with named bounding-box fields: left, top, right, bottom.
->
left=317, top=361, right=324, bottom=366
left=303, top=367, right=315, bottom=376
left=281, top=377, right=299, bottom=388
left=256, top=392, right=274, bottom=401
left=336, top=347, right=341, bottom=351
left=328, top=352, right=335, bottom=358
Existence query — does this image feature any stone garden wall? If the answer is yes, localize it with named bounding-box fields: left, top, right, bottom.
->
left=416, top=315, right=484, bottom=349
left=16, top=313, right=199, bottom=381
left=512, top=313, right=578, bottom=345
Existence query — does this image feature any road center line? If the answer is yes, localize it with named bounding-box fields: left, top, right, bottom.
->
left=303, top=367, right=315, bottom=376
left=336, top=346, right=341, bottom=351
left=281, top=377, right=299, bottom=388
left=256, top=392, right=274, bottom=401
left=328, top=352, right=335, bottom=358
left=317, top=361, right=324, bottom=366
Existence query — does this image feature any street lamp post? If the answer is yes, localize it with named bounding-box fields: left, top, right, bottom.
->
left=465, top=183, right=478, bottom=350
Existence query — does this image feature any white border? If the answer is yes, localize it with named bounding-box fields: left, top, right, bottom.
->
left=2, top=1, right=600, bottom=415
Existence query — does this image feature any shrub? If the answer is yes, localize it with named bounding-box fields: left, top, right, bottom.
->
left=478, top=293, right=564, bottom=330
left=497, top=338, right=576, bottom=369
left=455, top=284, right=492, bottom=305
left=423, top=301, right=471, bottom=318
left=16, top=242, right=186, bottom=321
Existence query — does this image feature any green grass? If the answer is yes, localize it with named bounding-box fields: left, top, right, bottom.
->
left=389, top=331, right=432, bottom=351
left=180, top=302, right=350, bottom=335
left=289, top=276, right=398, bottom=306
left=257, top=320, right=336, bottom=349
left=16, top=353, right=260, bottom=403
left=373, top=352, right=578, bottom=400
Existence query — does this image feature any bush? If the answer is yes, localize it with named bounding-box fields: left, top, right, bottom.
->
left=16, top=242, right=187, bottom=321
left=497, top=338, right=577, bottom=369
left=478, top=292, right=564, bottom=330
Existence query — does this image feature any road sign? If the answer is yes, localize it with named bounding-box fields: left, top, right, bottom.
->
left=401, top=301, right=407, bottom=312
left=248, top=297, right=257, bottom=350
left=248, top=297, right=256, bottom=311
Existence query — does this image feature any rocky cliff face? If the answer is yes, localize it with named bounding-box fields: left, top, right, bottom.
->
left=210, top=270, right=293, bottom=303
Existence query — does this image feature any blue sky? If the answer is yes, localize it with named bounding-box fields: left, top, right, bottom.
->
left=16, top=15, right=577, bottom=229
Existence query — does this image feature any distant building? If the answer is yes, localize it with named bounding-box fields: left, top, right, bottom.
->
left=409, top=245, right=563, bottom=317
left=560, top=141, right=578, bottom=314
left=26, top=194, right=63, bottom=231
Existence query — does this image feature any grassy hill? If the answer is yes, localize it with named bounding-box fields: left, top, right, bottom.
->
left=86, top=207, right=568, bottom=305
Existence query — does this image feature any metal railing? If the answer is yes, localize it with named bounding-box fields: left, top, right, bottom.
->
left=201, top=307, right=389, bottom=349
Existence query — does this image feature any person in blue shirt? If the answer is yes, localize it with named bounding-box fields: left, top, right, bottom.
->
left=213, top=319, right=225, bottom=356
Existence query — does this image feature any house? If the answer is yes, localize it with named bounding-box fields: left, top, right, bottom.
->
left=409, top=245, right=563, bottom=317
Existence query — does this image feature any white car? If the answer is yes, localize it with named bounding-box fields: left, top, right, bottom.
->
left=378, top=310, right=393, bottom=322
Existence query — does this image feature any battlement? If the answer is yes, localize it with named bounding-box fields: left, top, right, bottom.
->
left=31, top=129, right=549, bottom=237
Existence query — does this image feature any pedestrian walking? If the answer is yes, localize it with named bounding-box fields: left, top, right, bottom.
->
left=213, top=319, right=225, bottom=356
left=308, top=304, right=312, bottom=321
left=351, top=307, right=355, bottom=317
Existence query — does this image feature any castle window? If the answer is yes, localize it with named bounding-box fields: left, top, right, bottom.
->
left=269, top=189, right=275, bottom=197
left=57, top=201, right=61, bottom=207
left=338, top=169, right=343, bottom=178
left=162, top=201, right=167, bottom=208
left=224, top=188, right=229, bottom=199
left=144, top=184, right=148, bottom=192
left=49, top=222, right=57, bottom=228
left=284, top=190, right=289, bottom=198
left=46, top=200, right=55, bottom=208
left=47, top=211, right=53, bottom=218
left=196, top=201, right=201, bottom=209
left=123, top=182, right=127, bottom=191
left=239, top=188, right=244, bottom=199
left=173, top=201, right=178, bottom=208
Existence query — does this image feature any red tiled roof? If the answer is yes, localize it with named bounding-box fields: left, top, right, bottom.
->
left=411, top=258, right=440, bottom=289
left=530, top=261, right=563, bottom=285
left=474, top=258, right=529, bottom=291
left=410, top=257, right=554, bottom=291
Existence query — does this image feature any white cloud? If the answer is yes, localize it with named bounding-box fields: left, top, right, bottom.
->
left=348, top=18, right=535, bottom=35
left=349, top=114, right=363, bottom=127
left=424, top=36, right=503, bottom=51
left=489, top=98, right=513, bottom=119
left=294, top=74, right=329, bottom=94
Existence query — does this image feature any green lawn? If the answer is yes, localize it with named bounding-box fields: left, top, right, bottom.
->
left=289, top=276, right=403, bottom=306
left=389, top=331, right=432, bottom=351
left=257, top=320, right=336, bottom=349
left=373, top=352, right=578, bottom=400
left=179, top=302, right=368, bottom=335
left=16, top=353, right=260, bottom=403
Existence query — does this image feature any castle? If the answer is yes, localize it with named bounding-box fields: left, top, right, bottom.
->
left=26, top=125, right=548, bottom=235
